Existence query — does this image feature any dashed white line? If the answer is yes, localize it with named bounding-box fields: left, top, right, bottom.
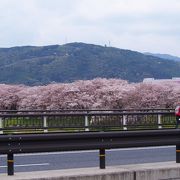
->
left=0, top=163, right=49, bottom=168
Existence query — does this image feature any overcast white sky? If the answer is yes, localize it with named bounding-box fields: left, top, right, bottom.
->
left=0, top=0, right=180, bottom=56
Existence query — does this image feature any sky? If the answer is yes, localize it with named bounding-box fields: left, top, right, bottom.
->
left=0, top=0, right=180, bottom=56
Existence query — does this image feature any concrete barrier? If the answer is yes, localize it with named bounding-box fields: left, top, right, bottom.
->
left=1, top=161, right=180, bottom=180
left=0, top=167, right=134, bottom=180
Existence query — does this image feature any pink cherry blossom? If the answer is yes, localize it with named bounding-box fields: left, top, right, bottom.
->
left=0, top=78, right=179, bottom=110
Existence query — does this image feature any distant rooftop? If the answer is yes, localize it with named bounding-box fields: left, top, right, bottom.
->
left=143, top=77, right=180, bottom=83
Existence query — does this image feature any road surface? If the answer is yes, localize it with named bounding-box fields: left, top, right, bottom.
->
left=0, top=146, right=175, bottom=174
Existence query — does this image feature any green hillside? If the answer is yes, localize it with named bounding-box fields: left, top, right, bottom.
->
left=0, top=42, right=180, bottom=85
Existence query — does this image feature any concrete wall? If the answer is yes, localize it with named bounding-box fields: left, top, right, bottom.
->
left=136, top=167, right=180, bottom=180
left=1, top=161, right=180, bottom=180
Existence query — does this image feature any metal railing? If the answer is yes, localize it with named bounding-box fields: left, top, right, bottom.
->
left=0, top=108, right=179, bottom=176
left=0, top=109, right=175, bottom=134
left=1, top=129, right=180, bottom=176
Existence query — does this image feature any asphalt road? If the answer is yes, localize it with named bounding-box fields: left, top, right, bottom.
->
left=0, top=146, right=176, bottom=174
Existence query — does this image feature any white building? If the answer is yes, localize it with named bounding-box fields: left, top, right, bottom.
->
left=143, top=77, right=180, bottom=83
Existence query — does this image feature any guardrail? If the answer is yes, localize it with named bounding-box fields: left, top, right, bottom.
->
left=1, top=129, right=180, bottom=176
left=0, top=109, right=175, bottom=134
left=0, top=109, right=178, bottom=176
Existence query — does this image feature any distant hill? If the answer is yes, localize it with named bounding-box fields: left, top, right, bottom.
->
left=145, top=52, right=180, bottom=62
left=0, top=42, right=180, bottom=85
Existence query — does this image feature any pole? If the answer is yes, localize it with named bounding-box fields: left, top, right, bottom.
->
left=43, top=116, right=48, bottom=133
left=7, top=153, right=14, bottom=175
left=158, top=114, right=162, bottom=129
left=123, top=115, right=127, bottom=130
left=99, top=149, right=105, bottom=169
left=176, top=145, right=180, bottom=163
left=0, top=117, right=3, bottom=134
left=85, top=115, right=89, bottom=131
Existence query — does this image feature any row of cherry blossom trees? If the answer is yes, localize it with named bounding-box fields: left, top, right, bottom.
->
left=0, top=78, right=179, bottom=110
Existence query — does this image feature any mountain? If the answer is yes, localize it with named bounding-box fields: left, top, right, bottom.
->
left=145, top=52, right=180, bottom=62
left=0, top=42, right=180, bottom=85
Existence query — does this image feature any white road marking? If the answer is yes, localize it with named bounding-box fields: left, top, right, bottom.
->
left=0, top=163, right=49, bottom=168
left=0, top=146, right=175, bottom=158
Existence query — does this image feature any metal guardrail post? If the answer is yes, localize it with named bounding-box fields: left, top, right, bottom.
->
left=43, top=116, right=48, bottom=133
left=85, top=114, right=89, bottom=131
left=99, top=149, right=105, bottom=169
left=176, top=145, right=180, bottom=163
left=158, top=114, right=162, bottom=129
left=123, top=115, right=127, bottom=130
left=7, top=153, right=14, bottom=175
left=0, top=117, right=3, bottom=134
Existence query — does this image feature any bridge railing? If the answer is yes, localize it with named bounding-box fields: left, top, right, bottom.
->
left=0, top=109, right=175, bottom=134
left=0, top=108, right=174, bottom=113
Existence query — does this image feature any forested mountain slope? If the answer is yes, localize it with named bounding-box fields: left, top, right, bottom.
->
left=0, top=42, right=180, bottom=85
left=145, top=52, right=180, bottom=62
